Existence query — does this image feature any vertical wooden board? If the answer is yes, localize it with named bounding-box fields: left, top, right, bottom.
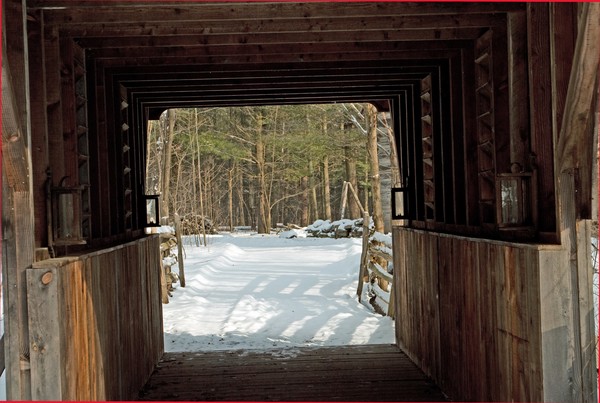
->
left=506, top=247, right=527, bottom=401
left=59, top=262, right=75, bottom=400
left=437, top=236, right=458, bottom=397
left=525, top=248, right=543, bottom=401
left=538, top=247, right=574, bottom=402
left=419, top=234, right=440, bottom=379
left=109, top=247, right=123, bottom=399
left=75, top=260, right=92, bottom=400
left=89, top=255, right=108, bottom=400
left=507, top=11, right=530, bottom=169
left=118, top=246, right=133, bottom=399
left=133, top=244, right=146, bottom=396
left=83, top=258, right=100, bottom=400
left=448, top=54, right=467, bottom=225
left=27, top=20, right=51, bottom=249
left=461, top=47, right=480, bottom=227
left=401, top=231, right=413, bottom=356
left=148, top=237, right=164, bottom=365
left=527, top=3, right=557, bottom=235
left=479, top=241, right=501, bottom=401
left=490, top=244, right=510, bottom=400
left=575, top=221, right=598, bottom=402
left=550, top=3, right=577, bottom=144
left=459, top=237, right=483, bottom=401
left=407, top=231, right=420, bottom=364
left=27, top=268, right=63, bottom=400
left=428, top=233, right=441, bottom=384
left=393, top=228, right=409, bottom=351
left=492, top=20, right=511, bottom=173
left=418, top=232, right=432, bottom=374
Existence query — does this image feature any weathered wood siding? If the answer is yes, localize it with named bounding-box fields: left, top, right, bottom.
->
left=26, top=235, right=163, bottom=400
left=393, top=226, right=595, bottom=402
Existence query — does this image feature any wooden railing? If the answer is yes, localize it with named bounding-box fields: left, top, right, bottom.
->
left=357, top=229, right=395, bottom=318
left=0, top=334, right=4, bottom=377
left=27, top=235, right=163, bottom=400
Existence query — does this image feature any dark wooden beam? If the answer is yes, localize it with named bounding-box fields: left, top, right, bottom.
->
left=527, top=3, right=556, bottom=239
left=75, top=28, right=485, bottom=49
left=36, top=2, right=523, bottom=21
left=90, top=50, right=460, bottom=67
left=88, top=40, right=469, bottom=60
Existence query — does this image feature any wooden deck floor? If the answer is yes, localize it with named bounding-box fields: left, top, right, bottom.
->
left=139, top=344, right=448, bottom=401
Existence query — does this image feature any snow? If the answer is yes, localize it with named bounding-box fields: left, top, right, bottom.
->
left=278, top=228, right=307, bottom=238
left=163, top=233, right=395, bottom=352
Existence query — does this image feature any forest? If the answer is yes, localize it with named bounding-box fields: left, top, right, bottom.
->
left=145, top=103, right=400, bottom=234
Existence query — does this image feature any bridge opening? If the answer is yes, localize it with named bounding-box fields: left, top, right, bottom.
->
left=146, top=104, right=399, bottom=353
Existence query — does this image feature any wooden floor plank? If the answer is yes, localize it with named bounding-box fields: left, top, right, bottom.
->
left=139, top=344, right=448, bottom=402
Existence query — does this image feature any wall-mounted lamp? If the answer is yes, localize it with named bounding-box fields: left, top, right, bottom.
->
left=144, top=195, right=161, bottom=227
left=496, top=172, right=534, bottom=229
left=391, top=187, right=409, bottom=220
left=50, top=176, right=87, bottom=246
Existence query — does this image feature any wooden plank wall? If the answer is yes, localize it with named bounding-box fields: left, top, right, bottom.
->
left=393, top=227, right=544, bottom=401
left=26, top=235, right=163, bottom=400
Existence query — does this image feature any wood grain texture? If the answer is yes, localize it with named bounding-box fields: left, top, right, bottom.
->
left=140, top=345, right=448, bottom=402
left=527, top=3, right=557, bottom=236
left=555, top=3, right=600, bottom=170
left=393, top=227, right=543, bottom=402
left=28, top=235, right=163, bottom=400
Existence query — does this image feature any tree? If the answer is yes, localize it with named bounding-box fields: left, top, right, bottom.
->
left=144, top=103, right=382, bottom=231
left=367, top=104, right=384, bottom=232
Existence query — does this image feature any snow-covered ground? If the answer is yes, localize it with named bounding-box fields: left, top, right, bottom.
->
left=163, top=233, right=395, bottom=352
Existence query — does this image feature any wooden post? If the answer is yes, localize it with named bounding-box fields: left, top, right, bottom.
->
left=556, top=3, right=600, bottom=180
left=26, top=268, right=64, bottom=400
left=356, top=213, right=370, bottom=302
left=346, top=182, right=366, bottom=213
left=174, top=214, right=186, bottom=287
left=339, top=181, right=349, bottom=219
left=550, top=3, right=600, bottom=401
left=2, top=2, right=35, bottom=396
left=555, top=3, right=600, bottom=174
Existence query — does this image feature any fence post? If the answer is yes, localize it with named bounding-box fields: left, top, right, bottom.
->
left=174, top=214, right=186, bottom=287
left=356, top=213, right=370, bottom=302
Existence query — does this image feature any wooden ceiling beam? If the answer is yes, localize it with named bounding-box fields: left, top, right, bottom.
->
left=76, top=28, right=485, bottom=49
left=124, top=81, right=422, bottom=98
left=51, top=14, right=505, bottom=36
left=136, top=93, right=406, bottom=109
left=116, top=72, right=430, bottom=88
left=143, top=95, right=395, bottom=118
left=91, top=49, right=457, bottom=66
left=34, top=2, right=523, bottom=21
left=89, top=40, right=467, bottom=59
left=104, top=58, right=442, bottom=77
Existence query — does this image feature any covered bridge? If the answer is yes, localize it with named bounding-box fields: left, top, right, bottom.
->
left=2, top=1, right=599, bottom=401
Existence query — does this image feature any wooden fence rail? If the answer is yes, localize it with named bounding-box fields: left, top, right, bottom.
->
left=0, top=334, right=5, bottom=377
left=358, top=231, right=395, bottom=318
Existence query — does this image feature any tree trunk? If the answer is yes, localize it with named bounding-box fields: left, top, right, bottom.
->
left=382, top=113, right=402, bottom=186
left=301, top=175, right=309, bottom=226
left=345, top=147, right=360, bottom=219
left=367, top=103, right=384, bottom=232
left=228, top=161, right=234, bottom=231
left=236, top=164, right=246, bottom=226
left=308, top=160, right=319, bottom=221
left=195, top=113, right=207, bottom=246
left=174, top=153, right=184, bottom=216
left=256, top=113, right=271, bottom=233
left=161, top=109, right=176, bottom=222
left=322, top=155, right=332, bottom=221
